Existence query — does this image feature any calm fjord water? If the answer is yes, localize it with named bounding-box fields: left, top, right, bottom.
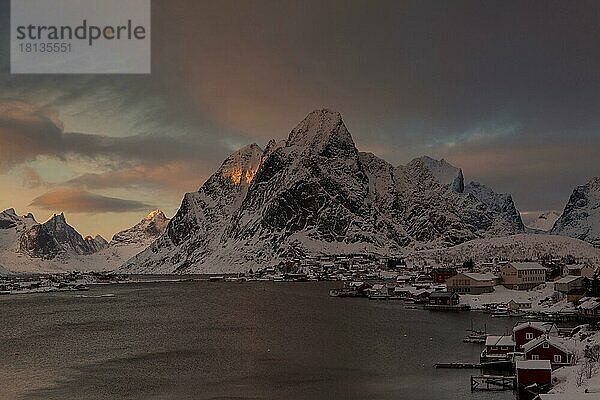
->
left=0, top=281, right=517, bottom=399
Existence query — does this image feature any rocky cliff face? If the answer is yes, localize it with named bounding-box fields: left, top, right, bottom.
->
left=552, top=177, right=600, bottom=245
left=18, top=213, right=108, bottom=259
left=123, top=109, right=525, bottom=273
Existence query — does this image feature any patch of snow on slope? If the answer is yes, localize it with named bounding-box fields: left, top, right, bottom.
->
left=410, top=233, right=600, bottom=264
left=522, top=210, right=562, bottom=231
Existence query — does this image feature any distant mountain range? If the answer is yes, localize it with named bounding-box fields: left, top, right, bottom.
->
left=0, top=209, right=169, bottom=273
left=0, top=109, right=598, bottom=274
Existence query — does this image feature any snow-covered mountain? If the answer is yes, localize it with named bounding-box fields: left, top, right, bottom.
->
left=0, top=209, right=168, bottom=273
left=552, top=177, right=600, bottom=245
left=0, top=209, right=38, bottom=270
left=111, top=209, right=169, bottom=246
left=410, top=156, right=464, bottom=192
left=123, top=109, right=525, bottom=274
left=523, top=211, right=561, bottom=232
left=19, top=212, right=108, bottom=259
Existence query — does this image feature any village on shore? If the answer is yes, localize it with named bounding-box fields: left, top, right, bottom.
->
left=317, top=254, right=600, bottom=398
left=2, top=253, right=599, bottom=397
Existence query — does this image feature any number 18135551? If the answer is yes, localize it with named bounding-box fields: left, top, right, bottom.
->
left=19, top=42, right=72, bottom=53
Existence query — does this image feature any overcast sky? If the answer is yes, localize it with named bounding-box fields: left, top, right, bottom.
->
left=0, top=0, right=599, bottom=238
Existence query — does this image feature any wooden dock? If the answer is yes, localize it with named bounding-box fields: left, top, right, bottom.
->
left=424, top=304, right=471, bottom=311
left=435, top=362, right=481, bottom=369
left=435, top=360, right=512, bottom=370
left=471, top=375, right=515, bottom=391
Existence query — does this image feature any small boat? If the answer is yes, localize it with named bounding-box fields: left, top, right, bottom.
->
left=463, top=337, right=486, bottom=344
left=491, top=307, right=509, bottom=317
left=509, top=311, right=525, bottom=318
left=209, top=276, right=225, bottom=282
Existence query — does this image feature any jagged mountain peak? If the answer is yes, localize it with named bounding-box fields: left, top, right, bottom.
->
left=285, top=108, right=355, bottom=156
left=45, top=212, right=66, bottom=224
left=111, top=210, right=170, bottom=246
left=83, top=234, right=109, bottom=252
left=2, top=208, right=17, bottom=216
left=84, top=234, right=106, bottom=242
left=464, top=181, right=512, bottom=205
left=462, top=181, right=525, bottom=234
left=144, top=209, right=166, bottom=221
left=17, top=211, right=103, bottom=259
left=408, top=156, right=464, bottom=192
left=0, top=208, right=26, bottom=230
left=552, top=177, right=600, bottom=245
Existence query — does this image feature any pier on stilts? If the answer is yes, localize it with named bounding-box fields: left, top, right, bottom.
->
left=470, top=375, right=515, bottom=391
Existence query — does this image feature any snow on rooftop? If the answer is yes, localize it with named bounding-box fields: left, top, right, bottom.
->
left=522, top=335, right=571, bottom=354
left=513, top=321, right=555, bottom=333
left=462, top=272, right=496, bottom=281
left=579, top=297, right=600, bottom=310
left=485, top=335, right=515, bottom=347
left=555, top=275, right=583, bottom=284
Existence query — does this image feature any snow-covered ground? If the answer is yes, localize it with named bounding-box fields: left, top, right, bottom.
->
left=460, top=284, right=571, bottom=312
left=410, top=233, right=600, bottom=264
left=549, top=329, right=600, bottom=395
left=0, top=243, right=146, bottom=274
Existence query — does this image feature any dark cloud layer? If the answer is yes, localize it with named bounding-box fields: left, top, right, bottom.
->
left=0, top=100, right=222, bottom=168
left=0, top=100, right=218, bottom=191
left=0, top=0, right=599, bottom=215
left=30, top=188, right=151, bottom=213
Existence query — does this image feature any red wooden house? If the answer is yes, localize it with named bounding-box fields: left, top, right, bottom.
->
left=523, top=336, right=573, bottom=369
left=431, top=267, right=457, bottom=284
left=512, top=321, right=558, bottom=350
left=516, top=359, right=552, bottom=387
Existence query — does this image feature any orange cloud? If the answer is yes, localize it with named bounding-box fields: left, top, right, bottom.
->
left=64, top=161, right=212, bottom=193
left=30, top=188, right=151, bottom=213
